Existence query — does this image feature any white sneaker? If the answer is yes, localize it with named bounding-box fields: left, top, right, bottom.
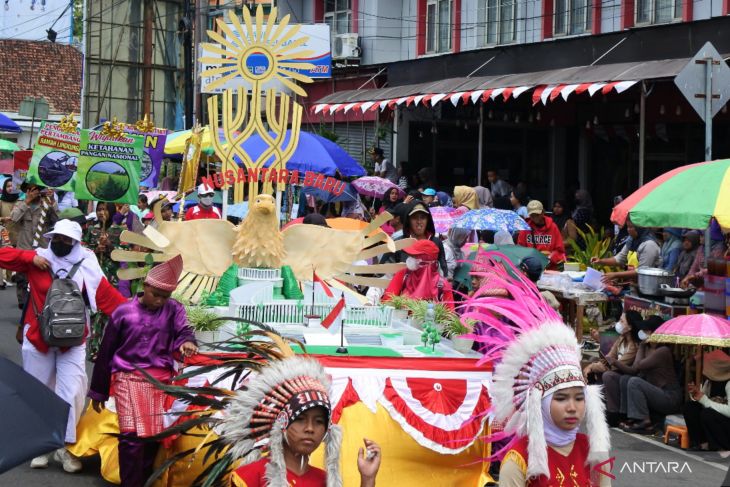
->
left=53, top=448, right=82, bottom=473
left=30, top=454, right=49, bottom=469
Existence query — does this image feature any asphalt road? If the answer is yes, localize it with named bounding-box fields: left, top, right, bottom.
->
left=0, top=282, right=728, bottom=486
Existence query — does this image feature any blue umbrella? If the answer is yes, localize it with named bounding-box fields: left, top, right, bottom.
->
left=0, top=113, right=21, bottom=133
left=234, top=130, right=366, bottom=177
left=301, top=182, right=358, bottom=203
left=454, top=208, right=531, bottom=232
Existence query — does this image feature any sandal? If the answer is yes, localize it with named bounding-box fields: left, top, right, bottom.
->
left=618, top=420, right=635, bottom=430
left=626, top=419, right=655, bottom=435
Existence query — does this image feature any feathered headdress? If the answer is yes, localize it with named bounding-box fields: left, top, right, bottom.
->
left=137, top=321, right=342, bottom=487
left=460, top=251, right=610, bottom=480
left=220, top=355, right=343, bottom=487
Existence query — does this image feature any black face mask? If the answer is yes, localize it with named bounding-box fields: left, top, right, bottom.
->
left=50, top=241, right=74, bottom=257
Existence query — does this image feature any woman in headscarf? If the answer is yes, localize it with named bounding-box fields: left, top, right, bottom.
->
left=444, top=227, right=470, bottom=280
left=380, top=201, right=448, bottom=275
left=493, top=229, right=514, bottom=246
left=551, top=200, right=577, bottom=242
left=0, top=219, right=126, bottom=472
left=660, top=228, right=683, bottom=272
left=682, top=219, right=728, bottom=288
left=592, top=217, right=661, bottom=284
left=684, top=349, right=730, bottom=451
left=674, top=231, right=700, bottom=280
left=0, top=178, right=19, bottom=287
left=435, top=190, right=452, bottom=208
left=572, top=189, right=594, bottom=230
left=381, top=240, right=455, bottom=309
left=474, top=186, right=493, bottom=208
left=453, top=186, right=479, bottom=210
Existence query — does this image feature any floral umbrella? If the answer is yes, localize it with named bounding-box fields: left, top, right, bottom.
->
left=351, top=176, right=405, bottom=198
left=429, top=206, right=467, bottom=234
left=649, top=313, right=730, bottom=347
left=611, top=159, right=730, bottom=229
left=453, top=208, right=530, bottom=232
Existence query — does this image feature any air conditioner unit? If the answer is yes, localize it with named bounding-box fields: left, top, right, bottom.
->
left=332, top=33, right=360, bottom=59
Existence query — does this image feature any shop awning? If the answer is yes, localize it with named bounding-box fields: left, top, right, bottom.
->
left=312, top=57, right=690, bottom=115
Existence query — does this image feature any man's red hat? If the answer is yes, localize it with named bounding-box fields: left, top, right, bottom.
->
left=144, top=254, right=183, bottom=292
left=403, top=240, right=439, bottom=260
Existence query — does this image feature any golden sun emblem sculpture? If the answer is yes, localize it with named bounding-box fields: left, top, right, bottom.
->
left=198, top=5, right=315, bottom=202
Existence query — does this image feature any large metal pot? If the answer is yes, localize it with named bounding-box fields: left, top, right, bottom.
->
left=637, top=268, right=676, bottom=296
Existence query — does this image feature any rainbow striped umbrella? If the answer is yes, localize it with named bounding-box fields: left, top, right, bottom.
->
left=612, top=159, right=730, bottom=229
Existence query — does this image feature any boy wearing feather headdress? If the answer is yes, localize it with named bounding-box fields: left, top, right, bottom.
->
left=88, top=254, right=198, bottom=487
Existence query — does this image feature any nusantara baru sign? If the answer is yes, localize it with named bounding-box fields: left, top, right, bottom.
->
left=201, top=168, right=347, bottom=196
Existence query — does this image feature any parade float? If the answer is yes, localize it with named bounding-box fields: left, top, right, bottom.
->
left=67, top=6, right=494, bottom=486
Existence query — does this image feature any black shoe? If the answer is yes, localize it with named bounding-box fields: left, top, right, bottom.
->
left=607, top=412, right=622, bottom=428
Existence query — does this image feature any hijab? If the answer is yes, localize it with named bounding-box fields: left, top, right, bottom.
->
left=453, top=186, right=478, bottom=210
left=436, top=191, right=452, bottom=208
left=474, top=186, right=493, bottom=208
left=541, top=391, right=580, bottom=447
left=551, top=200, right=571, bottom=231
left=0, top=180, right=19, bottom=203
left=628, top=223, right=657, bottom=252
left=36, top=239, right=105, bottom=311
left=676, top=231, right=701, bottom=278
left=403, top=259, right=442, bottom=301
left=494, top=229, right=514, bottom=245
left=661, top=228, right=683, bottom=264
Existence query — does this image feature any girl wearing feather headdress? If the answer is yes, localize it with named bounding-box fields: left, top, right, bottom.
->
left=224, top=356, right=381, bottom=487
left=461, top=252, right=611, bottom=487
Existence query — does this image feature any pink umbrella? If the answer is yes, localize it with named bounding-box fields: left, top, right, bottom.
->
left=351, top=176, right=405, bottom=198
left=429, top=206, right=468, bottom=234
left=650, top=314, right=730, bottom=347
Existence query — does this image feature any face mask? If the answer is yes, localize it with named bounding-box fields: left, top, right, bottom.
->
left=51, top=240, right=74, bottom=257
left=614, top=322, right=625, bottom=334
left=406, top=256, right=421, bottom=271
left=638, top=330, right=649, bottom=341
left=199, top=196, right=214, bottom=206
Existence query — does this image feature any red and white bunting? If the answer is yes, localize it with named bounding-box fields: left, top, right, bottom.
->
left=315, top=79, right=640, bottom=114
left=430, top=93, right=448, bottom=106
left=470, top=90, right=485, bottom=104
left=560, top=84, right=580, bottom=101
left=449, top=92, right=465, bottom=106
left=587, top=83, right=606, bottom=96
left=512, top=86, right=532, bottom=99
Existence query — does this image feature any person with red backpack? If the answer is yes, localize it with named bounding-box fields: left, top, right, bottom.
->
left=381, top=240, right=454, bottom=310
left=517, top=200, right=566, bottom=270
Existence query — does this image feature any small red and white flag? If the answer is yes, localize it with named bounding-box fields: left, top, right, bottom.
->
left=313, top=270, right=334, bottom=298
left=321, top=295, right=346, bottom=335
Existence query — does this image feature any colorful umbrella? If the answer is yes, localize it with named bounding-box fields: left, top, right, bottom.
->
left=649, top=313, right=730, bottom=347
left=453, top=208, right=530, bottom=232
left=301, top=183, right=358, bottom=204
left=429, top=206, right=467, bottom=234
left=164, top=127, right=238, bottom=155
left=351, top=176, right=405, bottom=198
left=0, top=139, right=20, bottom=152
left=453, top=244, right=549, bottom=290
left=611, top=159, right=730, bottom=229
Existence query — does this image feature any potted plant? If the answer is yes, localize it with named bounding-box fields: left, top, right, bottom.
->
left=384, top=294, right=411, bottom=322
left=405, top=300, right=455, bottom=331
left=444, top=317, right=475, bottom=354
left=186, top=305, right=225, bottom=347
left=566, top=225, right=613, bottom=271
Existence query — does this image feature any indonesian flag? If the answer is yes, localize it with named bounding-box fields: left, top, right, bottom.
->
left=313, top=271, right=334, bottom=298
left=321, top=295, right=345, bottom=335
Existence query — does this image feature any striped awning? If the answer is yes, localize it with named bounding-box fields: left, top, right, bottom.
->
left=311, top=57, right=690, bottom=115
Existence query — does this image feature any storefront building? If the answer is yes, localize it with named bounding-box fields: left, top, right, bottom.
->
left=280, top=1, right=730, bottom=221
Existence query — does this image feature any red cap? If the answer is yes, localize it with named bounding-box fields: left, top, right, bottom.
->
left=403, top=240, right=439, bottom=260
left=144, top=254, right=183, bottom=292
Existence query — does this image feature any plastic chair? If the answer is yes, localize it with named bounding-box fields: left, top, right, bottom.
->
left=664, top=424, right=690, bottom=449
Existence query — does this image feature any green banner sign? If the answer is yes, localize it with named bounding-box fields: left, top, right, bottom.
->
left=75, top=129, right=144, bottom=204
left=26, top=121, right=80, bottom=191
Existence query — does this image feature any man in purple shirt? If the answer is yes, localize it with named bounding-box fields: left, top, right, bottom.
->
left=88, top=254, right=197, bottom=487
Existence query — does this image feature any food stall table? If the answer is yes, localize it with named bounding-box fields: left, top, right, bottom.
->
left=537, top=282, right=607, bottom=342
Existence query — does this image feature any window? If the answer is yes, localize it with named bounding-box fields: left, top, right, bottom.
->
left=324, top=0, right=352, bottom=35
left=426, top=0, right=452, bottom=53
left=553, top=0, right=592, bottom=36
left=635, top=0, right=681, bottom=24
left=485, top=0, right=516, bottom=45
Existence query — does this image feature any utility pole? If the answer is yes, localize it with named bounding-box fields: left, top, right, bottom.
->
left=142, top=0, right=154, bottom=117
left=183, top=0, right=194, bottom=128
left=193, top=0, right=206, bottom=124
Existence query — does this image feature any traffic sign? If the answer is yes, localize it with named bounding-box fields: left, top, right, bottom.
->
left=674, top=42, right=730, bottom=122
